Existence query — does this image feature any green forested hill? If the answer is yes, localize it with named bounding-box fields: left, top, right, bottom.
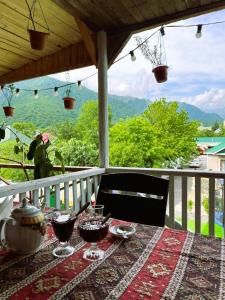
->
left=0, top=76, right=148, bottom=127
left=0, top=76, right=222, bottom=127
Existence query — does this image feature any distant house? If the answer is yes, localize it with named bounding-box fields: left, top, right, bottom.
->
left=197, top=137, right=225, bottom=171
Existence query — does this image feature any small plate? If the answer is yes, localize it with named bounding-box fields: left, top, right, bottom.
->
left=109, top=225, right=135, bottom=238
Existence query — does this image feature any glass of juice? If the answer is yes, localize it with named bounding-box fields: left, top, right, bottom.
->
left=51, top=210, right=77, bottom=258
left=78, top=205, right=109, bottom=261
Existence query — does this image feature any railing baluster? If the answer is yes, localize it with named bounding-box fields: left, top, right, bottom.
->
left=19, top=192, right=27, bottom=202
left=169, top=175, right=175, bottom=228
left=64, top=182, right=70, bottom=210
left=72, top=180, right=78, bottom=212
left=195, top=177, right=201, bottom=234
left=33, top=189, right=39, bottom=207
left=181, top=176, right=187, bottom=230
left=44, top=187, right=50, bottom=208
left=80, top=179, right=85, bottom=206
left=209, top=178, right=215, bottom=237
left=55, top=184, right=61, bottom=210
left=87, top=177, right=91, bottom=203
left=94, top=175, right=99, bottom=201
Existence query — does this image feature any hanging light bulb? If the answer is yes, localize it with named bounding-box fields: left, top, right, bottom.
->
left=34, top=90, right=39, bottom=99
left=160, top=26, right=165, bottom=36
left=15, top=88, right=20, bottom=97
left=77, top=80, right=82, bottom=90
left=53, top=87, right=59, bottom=96
left=129, top=50, right=136, bottom=61
left=196, top=24, right=202, bottom=38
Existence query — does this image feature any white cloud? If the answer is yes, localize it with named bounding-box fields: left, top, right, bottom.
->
left=184, top=88, right=225, bottom=112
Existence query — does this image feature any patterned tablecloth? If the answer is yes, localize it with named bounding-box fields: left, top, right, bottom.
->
left=0, top=219, right=224, bottom=300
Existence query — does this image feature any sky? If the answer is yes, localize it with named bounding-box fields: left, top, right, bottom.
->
left=51, top=8, right=225, bottom=116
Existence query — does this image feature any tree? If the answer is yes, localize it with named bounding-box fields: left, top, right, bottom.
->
left=12, top=122, right=36, bottom=138
left=202, top=197, right=209, bottom=214
left=187, top=199, right=193, bottom=212
left=143, top=99, right=199, bottom=163
left=110, top=116, right=163, bottom=167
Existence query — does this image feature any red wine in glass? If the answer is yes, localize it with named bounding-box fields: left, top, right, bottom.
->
left=51, top=213, right=77, bottom=258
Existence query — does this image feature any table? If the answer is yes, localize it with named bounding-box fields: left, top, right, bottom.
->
left=0, top=219, right=224, bottom=300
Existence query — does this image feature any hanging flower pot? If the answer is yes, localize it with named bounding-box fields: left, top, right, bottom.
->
left=135, top=27, right=169, bottom=84
left=26, top=0, right=50, bottom=51
left=3, top=106, right=15, bottom=117
left=2, top=84, right=16, bottom=117
left=63, top=97, right=75, bottom=110
left=28, top=29, right=49, bottom=51
left=152, top=65, right=168, bottom=83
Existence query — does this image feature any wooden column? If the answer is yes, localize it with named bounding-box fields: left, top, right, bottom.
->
left=97, top=30, right=109, bottom=167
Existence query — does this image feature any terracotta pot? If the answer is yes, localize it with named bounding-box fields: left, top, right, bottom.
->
left=152, top=65, right=168, bottom=83
left=28, top=29, right=49, bottom=51
left=3, top=106, right=15, bottom=117
left=63, top=97, right=75, bottom=110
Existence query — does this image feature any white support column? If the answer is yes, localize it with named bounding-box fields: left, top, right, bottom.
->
left=97, top=30, right=109, bottom=167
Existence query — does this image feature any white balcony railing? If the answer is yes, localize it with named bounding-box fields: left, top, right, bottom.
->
left=0, top=165, right=224, bottom=238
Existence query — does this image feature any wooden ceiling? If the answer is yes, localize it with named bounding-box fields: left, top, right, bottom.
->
left=0, top=0, right=224, bottom=84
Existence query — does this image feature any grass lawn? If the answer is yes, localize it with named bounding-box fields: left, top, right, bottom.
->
left=176, top=218, right=224, bottom=238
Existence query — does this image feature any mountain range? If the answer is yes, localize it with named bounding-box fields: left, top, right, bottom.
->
left=0, top=76, right=222, bottom=127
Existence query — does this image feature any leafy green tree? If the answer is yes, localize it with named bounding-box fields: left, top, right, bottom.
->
left=187, top=199, right=193, bottom=212
left=110, top=116, right=163, bottom=167
left=144, top=99, right=199, bottom=163
left=202, top=197, right=209, bottom=214
left=12, top=122, right=36, bottom=138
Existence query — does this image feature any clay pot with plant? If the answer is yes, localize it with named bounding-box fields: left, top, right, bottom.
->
left=135, top=30, right=168, bottom=83
left=63, top=87, right=75, bottom=110
left=2, top=84, right=16, bottom=117
left=26, top=0, right=50, bottom=50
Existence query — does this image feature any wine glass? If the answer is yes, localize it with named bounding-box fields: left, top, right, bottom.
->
left=78, top=205, right=109, bottom=261
left=51, top=210, right=77, bottom=258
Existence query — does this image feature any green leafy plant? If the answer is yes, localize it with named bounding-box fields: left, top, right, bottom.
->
left=202, top=197, right=209, bottom=214
left=187, top=199, right=193, bottom=212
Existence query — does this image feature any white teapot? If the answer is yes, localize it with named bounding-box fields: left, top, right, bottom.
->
left=0, top=198, right=46, bottom=255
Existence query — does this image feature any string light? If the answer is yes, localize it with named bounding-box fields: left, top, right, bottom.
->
left=34, top=90, right=39, bottom=99
left=196, top=24, right=202, bottom=38
left=53, top=86, right=59, bottom=96
left=129, top=50, right=136, bottom=61
left=77, top=80, right=82, bottom=90
left=160, top=26, right=165, bottom=36
left=3, top=18, right=225, bottom=94
left=15, top=88, right=20, bottom=96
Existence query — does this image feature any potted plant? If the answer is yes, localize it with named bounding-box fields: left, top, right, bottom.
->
left=2, top=84, right=16, bottom=117
left=26, top=0, right=50, bottom=50
left=63, top=87, right=75, bottom=110
left=135, top=33, right=168, bottom=83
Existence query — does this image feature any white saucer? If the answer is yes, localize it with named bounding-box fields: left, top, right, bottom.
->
left=109, top=225, right=136, bottom=238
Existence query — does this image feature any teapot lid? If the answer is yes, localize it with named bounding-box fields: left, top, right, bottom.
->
left=11, top=198, right=44, bottom=225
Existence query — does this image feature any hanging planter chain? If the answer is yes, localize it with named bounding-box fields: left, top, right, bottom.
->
left=25, top=0, right=49, bottom=32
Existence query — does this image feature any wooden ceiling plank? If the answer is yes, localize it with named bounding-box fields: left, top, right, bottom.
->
left=119, top=0, right=146, bottom=23
left=0, top=2, right=79, bottom=48
left=51, top=0, right=99, bottom=31
left=108, top=0, right=225, bottom=34
left=75, top=17, right=97, bottom=66
left=0, top=41, right=92, bottom=84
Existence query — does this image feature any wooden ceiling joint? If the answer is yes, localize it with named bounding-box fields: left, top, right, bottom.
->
left=75, top=17, right=97, bottom=66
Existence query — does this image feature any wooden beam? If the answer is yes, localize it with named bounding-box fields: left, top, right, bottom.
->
left=0, top=41, right=92, bottom=84
left=108, top=33, right=131, bottom=67
left=108, top=0, right=225, bottom=35
left=75, top=17, right=97, bottom=66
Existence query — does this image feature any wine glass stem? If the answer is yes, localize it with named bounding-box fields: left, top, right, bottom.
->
left=59, top=241, right=68, bottom=248
left=90, top=243, right=98, bottom=252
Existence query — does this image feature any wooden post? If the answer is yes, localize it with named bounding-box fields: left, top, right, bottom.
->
left=97, top=30, right=109, bottom=168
